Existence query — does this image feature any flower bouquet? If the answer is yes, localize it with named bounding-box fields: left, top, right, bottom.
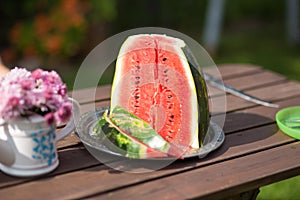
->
left=0, top=67, right=72, bottom=125
left=0, top=68, right=80, bottom=177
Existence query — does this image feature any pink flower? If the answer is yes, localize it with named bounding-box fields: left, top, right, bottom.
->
left=0, top=67, right=72, bottom=126
left=20, top=79, right=34, bottom=90
left=0, top=96, right=20, bottom=121
left=54, top=103, right=72, bottom=125
left=43, top=88, right=54, bottom=100
left=31, top=69, right=44, bottom=80
left=9, top=96, right=19, bottom=107
left=58, top=85, right=67, bottom=96
left=45, top=113, right=55, bottom=125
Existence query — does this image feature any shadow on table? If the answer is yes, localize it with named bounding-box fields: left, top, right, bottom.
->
left=0, top=146, right=102, bottom=186
left=84, top=145, right=183, bottom=173
left=222, top=112, right=275, bottom=134
left=200, top=112, right=279, bottom=162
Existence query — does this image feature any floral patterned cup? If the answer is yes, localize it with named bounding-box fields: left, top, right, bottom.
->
left=0, top=98, right=80, bottom=177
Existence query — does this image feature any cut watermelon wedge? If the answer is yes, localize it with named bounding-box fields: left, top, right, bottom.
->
left=94, top=106, right=189, bottom=159
left=111, top=34, right=209, bottom=149
left=94, top=109, right=168, bottom=159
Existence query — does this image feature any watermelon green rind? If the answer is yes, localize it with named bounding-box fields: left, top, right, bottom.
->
left=101, top=123, right=144, bottom=159
left=182, top=46, right=210, bottom=146
left=109, top=105, right=188, bottom=158
left=93, top=110, right=142, bottom=158
left=189, top=63, right=210, bottom=146
left=93, top=109, right=167, bottom=159
left=109, top=105, right=170, bottom=152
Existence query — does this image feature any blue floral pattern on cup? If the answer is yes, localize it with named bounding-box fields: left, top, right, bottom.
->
left=32, top=126, right=56, bottom=166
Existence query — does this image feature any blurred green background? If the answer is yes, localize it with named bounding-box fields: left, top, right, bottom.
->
left=1, top=0, right=300, bottom=88
left=1, top=1, right=299, bottom=199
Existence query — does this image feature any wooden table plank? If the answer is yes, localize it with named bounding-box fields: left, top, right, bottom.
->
left=211, top=81, right=300, bottom=114
left=224, top=70, right=286, bottom=91
left=0, top=146, right=100, bottom=189
left=1, top=65, right=300, bottom=200
left=207, top=70, right=287, bottom=97
left=204, top=64, right=262, bottom=79
left=4, top=96, right=296, bottom=189
left=0, top=123, right=295, bottom=199
left=249, top=80, right=300, bottom=102
left=96, top=141, right=300, bottom=200
left=16, top=84, right=296, bottom=190
left=221, top=95, right=300, bottom=133
left=0, top=93, right=286, bottom=195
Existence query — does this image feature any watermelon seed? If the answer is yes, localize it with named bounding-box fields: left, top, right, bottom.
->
left=135, top=65, right=141, bottom=69
left=135, top=76, right=140, bottom=80
left=168, top=95, right=172, bottom=99
left=134, top=95, right=139, bottom=99
left=170, top=114, right=174, bottom=118
left=164, top=69, right=168, bottom=73
left=135, top=81, right=140, bottom=85
left=163, top=58, right=167, bottom=61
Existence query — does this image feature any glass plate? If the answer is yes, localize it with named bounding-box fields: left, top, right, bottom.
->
left=75, top=107, right=225, bottom=160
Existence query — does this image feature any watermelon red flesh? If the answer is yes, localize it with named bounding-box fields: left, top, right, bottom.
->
left=111, top=34, right=199, bottom=148
left=109, top=105, right=189, bottom=158
left=128, top=83, right=182, bottom=141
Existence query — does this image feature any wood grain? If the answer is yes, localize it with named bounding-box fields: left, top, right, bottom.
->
left=96, top=142, right=300, bottom=200
left=1, top=65, right=300, bottom=200
left=0, top=124, right=295, bottom=199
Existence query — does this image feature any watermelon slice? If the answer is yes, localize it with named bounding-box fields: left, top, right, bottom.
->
left=111, top=34, right=209, bottom=149
left=94, top=106, right=187, bottom=158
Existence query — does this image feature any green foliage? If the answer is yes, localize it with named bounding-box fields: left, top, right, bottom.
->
left=225, top=0, right=285, bottom=22
left=89, top=0, right=117, bottom=21
left=215, top=16, right=300, bottom=82
left=0, top=0, right=117, bottom=63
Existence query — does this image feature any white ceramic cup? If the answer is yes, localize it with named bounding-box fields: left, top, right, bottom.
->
left=0, top=98, right=80, bottom=177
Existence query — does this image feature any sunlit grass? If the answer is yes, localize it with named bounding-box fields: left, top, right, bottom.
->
left=214, top=20, right=300, bottom=82
left=257, top=176, right=300, bottom=200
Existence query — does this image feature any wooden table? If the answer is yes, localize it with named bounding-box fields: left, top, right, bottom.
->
left=1, top=64, right=300, bottom=200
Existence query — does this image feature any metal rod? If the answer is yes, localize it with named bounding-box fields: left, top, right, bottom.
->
left=204, top=73, right=279, bottom=108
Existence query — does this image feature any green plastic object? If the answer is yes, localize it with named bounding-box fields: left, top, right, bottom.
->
left=276, top=106, right=300, bottom=140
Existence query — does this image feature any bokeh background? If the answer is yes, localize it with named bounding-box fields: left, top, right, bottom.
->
left=0, top=0, right=299, bottom=198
